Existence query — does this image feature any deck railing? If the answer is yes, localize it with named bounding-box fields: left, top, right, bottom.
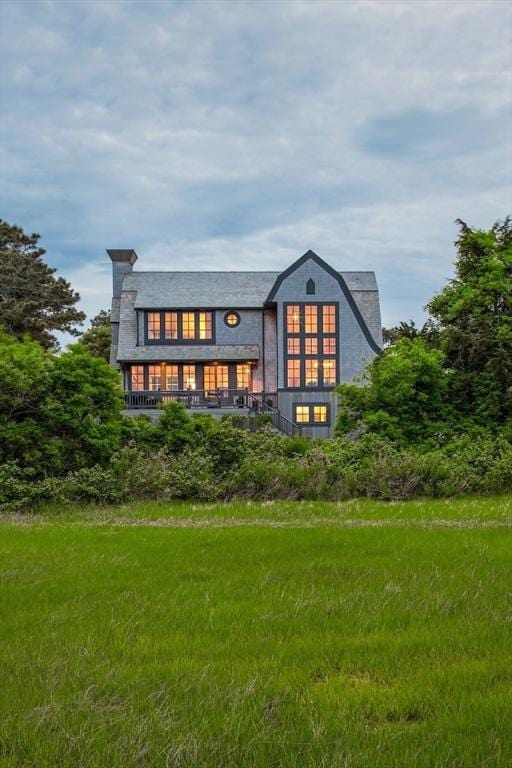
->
left=123, top=388, right=301, bottom=435
left=124, top=388, right=253, bottom=410
left=247, top=393, right=302, bottom=437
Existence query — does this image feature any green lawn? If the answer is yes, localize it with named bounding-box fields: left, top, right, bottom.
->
left=1, top=498, right=511, bottom=767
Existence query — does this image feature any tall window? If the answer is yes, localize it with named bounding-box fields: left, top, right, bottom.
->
left=286, top=305, right=301, bottom=334
left=284, top=303, right=338, bottom=388
left=236, top=364, right=251, bottom=389
left=164, top=364, right=179, bottom=390
left=287, top=359, right=301, bottom=388
left=323, top=305, right=336, bottom=333
left=305, top=359, right=319, bottom=387
left=199, top=311, right=212, bottom=340
left=165, top=312, right=178, bottom=339
left=130, top=365, right=144, bottom=391
left=147, top=312, right=161, bottom=340
left=182, top=312, right=195, bottom=340
left=182, top=365, right=196, bottom=390
left=304, top=305, right=318, bottom=334
left=148, top=365, right=161, bottom=391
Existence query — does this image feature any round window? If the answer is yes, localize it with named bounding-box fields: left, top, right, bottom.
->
left=224, top=311, right=241, bottom=328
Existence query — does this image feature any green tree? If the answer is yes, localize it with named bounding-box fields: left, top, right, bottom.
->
left=382, top=319, right=438, bottom=347
left=336, top=338, right=449, bottom=443
left=0, top=220, right=85, bottom=349
left=0, top=335, right=123, bottom=473
left=427, top=218, right=512, bottom=424
left=78, top=310, right=112, bottom=362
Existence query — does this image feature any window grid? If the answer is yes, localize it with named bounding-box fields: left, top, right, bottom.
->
left=304, top=305, right=318, bottom=334
left=182, top=312, right=195, bottom=339
left=165, top=364, right=179, bottom=390
left=183, top=365, right=196, bottom=390
left=323, top=337, right=336, bottom=355
left=323, top=305, right=336, bottom=334
left=287, top=359, right=301, bottom=388
left=293, top=403, right=330, bottom=425
left=236, top=364, right=251, bottom=389
left=147, top=312, right=161, bottom=340
left=130, top=365, right=144, bottom=391
left=305, top=359, right=319, bottom=387
left=164, top=312, right=178, bottom=339
left=284, top=303, right=338, bottom=388
left=146, top=311, right=213, bottom=342
left=286, top=305, right=301, bottom=334
left=148, top=365, right=161, bottom=391
left=295, top=405, right=310, bottom=423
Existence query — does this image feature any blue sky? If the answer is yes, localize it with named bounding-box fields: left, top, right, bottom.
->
left=1, top=0, right=511, bottom=334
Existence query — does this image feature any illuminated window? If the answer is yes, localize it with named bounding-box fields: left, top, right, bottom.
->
left=148, top=364, right=161, bottom=391
left=305, top=338, right=318, bottom=355
left=295, top=405, right=310, bottom=423
left=164, top=312, right=178, bottom=339
left=287, top=359, right=301, bottom=387
left=224, top=311, right=240, bottom=328
left=203, top=365, right=216, bottom=391
left=147, top=312, right=161, bottom=339
left=323, top=337, right=336, bottom=355
left=287, top=338, right=300, bottom=355
left=313, top=405, right=328, bottom=423
left=164, top=364, right=179, bottom=390
left=217, top=365, right=229, bottom=388
left=236, top=364, right=251, bottom=389
left=323, top=359, right=336, bottom=385
left=293, top=403, right=329, bottom=424
left=199, top=311, right=212, bottom=340
left=304, top=305, right=318, bottom=334
left=182, top=312, right=195, bottom=339
left=305, top=359, right=319, bottom=387
left=323, top=305, right=336, bottom=334
left=130, top=365, right=144, bottom=391
left=183, top=364, right=196, bottom=390
left=287, top=305, right=300, bottom=334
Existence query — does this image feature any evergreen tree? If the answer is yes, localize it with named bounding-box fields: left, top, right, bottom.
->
left=78, top=310, right=112, bottom=362
left=0, top=220, right=85, bottom=349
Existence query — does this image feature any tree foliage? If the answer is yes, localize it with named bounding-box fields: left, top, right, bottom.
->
left=336, top=338, right=449, bottom=443
left=427, top=218, right=512, bottom=423
left=0, top=333, right=123, bottom=472
left=0, top=220, right=85, bottom=349
left=78, top=310, right=112, bottom=362
left=340, top=218, right=512, bottom=441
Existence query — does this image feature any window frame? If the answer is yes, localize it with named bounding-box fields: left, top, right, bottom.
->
left=144, top=310, right=216, bottom=344
left=293, top=402, right=331, bottom=426
left=224, top=311, right=241, bottom=328
left=283, top=302, right=339, bottom=390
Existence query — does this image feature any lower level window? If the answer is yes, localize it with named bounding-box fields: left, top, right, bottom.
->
left=294, top=403, right=329, bottom=425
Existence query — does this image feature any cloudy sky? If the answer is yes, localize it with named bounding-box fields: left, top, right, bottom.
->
left=1, top=0, right=511, bottom=335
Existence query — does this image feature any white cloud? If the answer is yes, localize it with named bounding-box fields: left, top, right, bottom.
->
left=0, top=0, right=510, bottom=341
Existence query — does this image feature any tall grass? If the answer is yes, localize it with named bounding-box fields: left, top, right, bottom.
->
left=1, top=498, right=511, bottom=767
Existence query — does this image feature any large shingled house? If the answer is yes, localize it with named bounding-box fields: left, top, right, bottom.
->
left=109, top=249, right=382, bottom=436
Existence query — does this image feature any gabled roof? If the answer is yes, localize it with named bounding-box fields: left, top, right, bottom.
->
left=122, top=269, right=378, bottom=309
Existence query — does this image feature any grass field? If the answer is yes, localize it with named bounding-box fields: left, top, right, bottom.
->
left=1, top=497, right=511, bottom=767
